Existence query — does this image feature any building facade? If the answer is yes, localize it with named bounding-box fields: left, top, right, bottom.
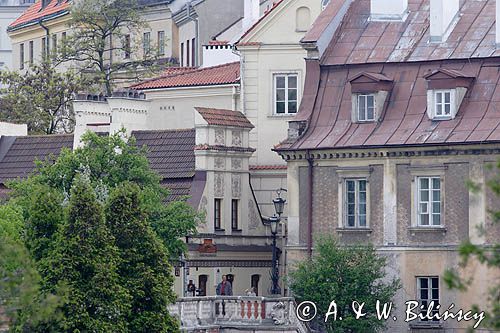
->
left=277, top=0, right=500, bottom=331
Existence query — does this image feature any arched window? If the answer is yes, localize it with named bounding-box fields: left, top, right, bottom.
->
left=296, top=6, right=311, bottom=32
left=322, top=0, right=331, bottom=10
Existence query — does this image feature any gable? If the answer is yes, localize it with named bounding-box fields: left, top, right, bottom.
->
left=239, top=0, right=321, bottom=45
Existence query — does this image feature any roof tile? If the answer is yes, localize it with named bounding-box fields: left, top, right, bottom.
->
left=195, top=107, right=254, bottom=129
left=9, top=0, right=70, bottom=31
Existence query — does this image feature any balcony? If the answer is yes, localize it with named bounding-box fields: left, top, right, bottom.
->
left=168, top=296, right=309, bottom=332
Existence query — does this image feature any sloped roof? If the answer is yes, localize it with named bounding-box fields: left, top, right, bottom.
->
left=320, top=0, right=500, bottom=66
left=0, top=129, right=201, bottom=203
left=195, top=107, right=254, bottom=128
left=131, top=62, right=240, bottom=90
left=8, top=0, right=70, bottom=31
left=278, top=58, right=500, bottom=151
left=236, top=0, right=284, bottom=45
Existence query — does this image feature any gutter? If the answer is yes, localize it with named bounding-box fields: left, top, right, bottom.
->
left=306, top=150, right=313, bottom=258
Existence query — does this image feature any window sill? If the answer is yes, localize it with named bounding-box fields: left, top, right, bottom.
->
left=231, top=229, right=242, bottom=233
left=268, top=114, right=296, bottom=119
left=337, top=228, right=372, bottom=233
left=409, top=227, right=446, bottom=235
left=409, top=321, right=443, bottom=329
left=215, top=228, right=225, bottom=233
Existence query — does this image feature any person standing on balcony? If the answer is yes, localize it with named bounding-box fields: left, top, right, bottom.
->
left=216, top=275, right=232, bottom=315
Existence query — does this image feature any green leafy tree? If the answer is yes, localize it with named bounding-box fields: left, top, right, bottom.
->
left=105, top=182, right=178, bottom=332
left=444, top=162, right=500, bottom=330
left=61, top=0, right=162, bottom=95
left=0, top=61, right=87, bottom=134
left=40, top=176, right=130, bottom=332
left=289, top=236, right=400, bottom=333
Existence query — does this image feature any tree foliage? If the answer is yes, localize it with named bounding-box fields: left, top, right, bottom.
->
left=61, top=0, right=161, bottom=95
left=289, top=236, right=400, bottom=333
left=0, top=61, right=87, bottom=134
left=444, top=161, right=500, bottom=330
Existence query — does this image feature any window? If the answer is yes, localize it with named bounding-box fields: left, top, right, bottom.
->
left=52, top=34, right=57, bottom=54
left=191, top=38, right=196, bottom=66
left=417, top=177, right=441, bottom=226
left=158, top=31, right=165, bottom=56
left=231, top=199, right=239, bottom=230
left=434, top=90, right=452, bottom=117
left=322, top=0, right=331, bottom=10
left=357, top=94, right=375, bottom=121
left=417, top=277, right=439, bottom=321
left=198, top=275, right=208, bottom=296
left=29, top=41, right=34, bottom=65
left=214, top=198, right=222, bottom=230
left=19, top=43, right=24, bottom=70
left=61, top=32, right=67, bottom=57
left=251, top=274, right=260, bottom=296
left=41, top=37, right=46, bottom=59
left=180, top=42, right=184, bottom=66
left=274, top=74, right=298, bottom=114
left=124, top=34, right=131, bottom=59
left=143, top=32, right=151, bottom=56
left=345, top=179, right=367, bottom=228
left=186, top=40, right=190, bottom=67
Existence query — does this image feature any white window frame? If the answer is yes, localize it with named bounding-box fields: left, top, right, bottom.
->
left=356, top=93, right=376, bottom=122
left=434, top=90, right=454, bottom=118
left=143, top=32, right=151, bottom=56
left=273, top=73, right=299, bottom=115
left=344, top=179, right=368, bottom=228
left=158, top=31, right=165, bottom=56
left=416, top=277, right=440, bottom=322
left=416, top=176, right=442, bottom=227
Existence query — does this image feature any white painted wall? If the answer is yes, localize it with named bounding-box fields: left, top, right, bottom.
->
left=370, top=0, right=408, bottom=20
left=202, top=45, right=239, bottom=67
left=430, top=0, right=459, bottom=42
left=0, top=121, right=27, bottom=136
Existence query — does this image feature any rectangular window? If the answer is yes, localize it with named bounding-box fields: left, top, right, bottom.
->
left=214, top=199, right=222, bottom=230
left=435, top=90, right=452, bottom=117
left=417, top=177, right=441, bottom=226
left=124, top=34, right=131, bottom=59
left=186, top=40, right=190, bottom=67
left=143, top=32, right=151, bottom=56
left=274, top=74, right=298, bottom=114
left=52, top=34, right=57, bottom=53
left=357, top=94, right=375, bottom=121
left=158, top=31, right=165, bottom=56
left=191, top=38, right=196, bottom=66
left=417, top=277, right=440, bottom=321
left=29, top=41, right=34, bottom=65
left=41, top=37, right=46, bottom=59
left=345, top=179, right=367, bottom=228
left=61, top=32, right=67, bottom=57
left=180, top=42, right=184, bottom=66
left=19, top=43, right=24, bottom=70
left=231, top=199, right=239, bottom=230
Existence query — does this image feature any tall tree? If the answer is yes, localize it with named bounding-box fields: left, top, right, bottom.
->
left=289, top=236, right=400, bottom=333
left=41, top=176, right=130, bottom=332
left=61, top=0, right=161, bottom=96
left=0, top=61, right=87, bottom=134
left=105, top=182, right=178, bottom=332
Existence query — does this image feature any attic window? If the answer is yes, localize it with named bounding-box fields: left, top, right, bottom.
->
left=349, top=72, right=393, bottom=123
left=424, top=69, right=474, bottom=121
left=321, top=0, right=331, bottom=10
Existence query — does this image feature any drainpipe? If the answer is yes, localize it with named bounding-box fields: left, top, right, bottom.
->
left=39, top=19, right=50, bottom=59
left=306, top=151, right=314, bottom=258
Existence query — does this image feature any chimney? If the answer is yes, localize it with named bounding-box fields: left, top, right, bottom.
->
left=497, top=0, right=500, bottom=47
left=243, top=0, right=259, bottom=31
left=370, top=0, right=408, bottom=21
left=430, top=0, right=459, bottom=42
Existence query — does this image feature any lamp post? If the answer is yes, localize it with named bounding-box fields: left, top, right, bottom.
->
left=268, top=189, right=286, bottom=295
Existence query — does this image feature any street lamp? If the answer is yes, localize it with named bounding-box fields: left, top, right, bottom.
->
left=266, top=188, right=286, bottom=295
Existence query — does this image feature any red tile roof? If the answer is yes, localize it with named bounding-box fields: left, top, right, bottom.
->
left=131, top=62, right=240, bottom=90
left=321, top=0, right=500, bottom=66
left=8, top=0, right=70, bottom=31
left=195, top=107, right=254, bottom=129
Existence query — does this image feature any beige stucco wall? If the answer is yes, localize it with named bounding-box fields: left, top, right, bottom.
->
left=238, top=0, right=322, bottom=167
left=144, top=85, right=240, bottom=130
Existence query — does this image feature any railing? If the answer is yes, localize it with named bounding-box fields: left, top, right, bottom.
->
left=168, top=296, right=310, bottom=332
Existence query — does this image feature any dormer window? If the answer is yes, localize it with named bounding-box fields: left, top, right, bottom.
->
left=349, top=72, right=393, bottom=123
left=424, top=69, right=474, bottom=121
left=357, top=94, right=375, bottom=121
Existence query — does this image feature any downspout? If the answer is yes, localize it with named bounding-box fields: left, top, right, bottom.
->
left=39, top=19, right=50, bottom=59
left=306, top=151, right=313, bottom=258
